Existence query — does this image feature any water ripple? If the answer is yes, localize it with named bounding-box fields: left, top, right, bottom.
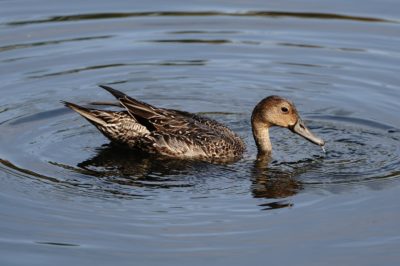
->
left=1, top=2, right=400, bottom=263
left=0, top=107, right=398, bottom=201
left=0, top=35, right=113, bottom=53
left=6, top=11, right=397, bottom=26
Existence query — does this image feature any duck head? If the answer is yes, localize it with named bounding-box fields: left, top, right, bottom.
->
left=251, top=96, right=325, bottom=155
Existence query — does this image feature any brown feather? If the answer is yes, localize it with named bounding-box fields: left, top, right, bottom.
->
left=64, top=86, right=246, bottom=162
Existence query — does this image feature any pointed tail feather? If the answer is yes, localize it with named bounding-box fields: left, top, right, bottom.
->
left=99, top=85, right=126, bottom=99
left=99, top=85, right=159, bottom=119
left=63, top=101, right=107, bottom=127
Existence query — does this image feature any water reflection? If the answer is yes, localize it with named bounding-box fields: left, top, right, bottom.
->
left=251, top=164, right=302, bottom=199
left=76, top=145, right=210, bottom=188
left=77, top=144, right=306, bottom=205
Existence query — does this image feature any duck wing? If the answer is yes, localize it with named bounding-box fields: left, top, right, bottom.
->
left=99, top=85, right=245, bottom=160
left=167, top=109, right=235, bottom=134
left=99, top=85, right=223, bottom=135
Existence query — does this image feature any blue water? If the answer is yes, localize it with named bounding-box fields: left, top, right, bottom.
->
left=1, top=0, right=399, bottom=265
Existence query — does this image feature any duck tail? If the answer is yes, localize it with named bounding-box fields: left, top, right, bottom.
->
left=62, top=101, right=108, bottom=127
left=98, top=85, right=127, bottom=99
left=99, top=85, right=158, bottom=119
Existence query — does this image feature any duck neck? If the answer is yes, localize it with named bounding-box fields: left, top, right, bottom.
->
left=251, top=117, right=272, bottom=157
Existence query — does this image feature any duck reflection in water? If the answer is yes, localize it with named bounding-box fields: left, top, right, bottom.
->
left=77, top=144, right=323, bottom=210
left=253, top=158, right=301, bottom=197
left=77, top=144, right=207, bottom=189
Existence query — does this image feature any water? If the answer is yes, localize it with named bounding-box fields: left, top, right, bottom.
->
left=1, top=0, right=400, bottom=265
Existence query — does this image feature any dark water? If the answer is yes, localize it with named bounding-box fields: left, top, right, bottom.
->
left=1, top=0, right=400, bottom=265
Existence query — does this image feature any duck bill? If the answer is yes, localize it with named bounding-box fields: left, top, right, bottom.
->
left=290, top=119, right=325, bottom=146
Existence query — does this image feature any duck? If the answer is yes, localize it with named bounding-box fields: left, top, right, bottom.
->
left=63, top=85, right=324, bottom=163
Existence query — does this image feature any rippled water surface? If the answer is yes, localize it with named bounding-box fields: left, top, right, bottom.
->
left=1, top=0, right=400, bottom=265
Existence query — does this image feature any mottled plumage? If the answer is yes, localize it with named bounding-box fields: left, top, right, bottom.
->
left=64, top=85, right=245, bottom=162
left=64, top=85, right=325, bottom=163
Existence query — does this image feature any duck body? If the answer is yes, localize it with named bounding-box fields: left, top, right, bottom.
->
left=64, top=86, right=245, bottom=162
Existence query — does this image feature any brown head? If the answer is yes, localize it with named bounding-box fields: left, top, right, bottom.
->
left=251, top=96, right=325, bottom=154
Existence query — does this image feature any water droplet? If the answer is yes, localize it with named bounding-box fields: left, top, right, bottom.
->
left=321, top=145, right=326, bottom=154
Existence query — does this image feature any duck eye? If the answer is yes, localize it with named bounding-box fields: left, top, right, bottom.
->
left=281, top=107, right=289, bottom=113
